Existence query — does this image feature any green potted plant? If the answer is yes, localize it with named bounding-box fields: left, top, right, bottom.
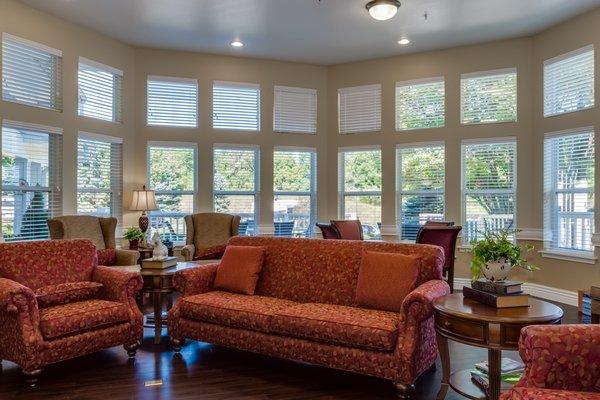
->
left=470, top=228, right=538, bottom=282
left=123, top=227, right=144, bottom=249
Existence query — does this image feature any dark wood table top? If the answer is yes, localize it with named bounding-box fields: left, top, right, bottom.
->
left=119, top=260, right=219, bottom=276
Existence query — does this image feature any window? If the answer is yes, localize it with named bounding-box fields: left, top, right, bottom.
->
left=2, top=33, right=62, bottom=111
left=461, top=68, right=517, bottom=124
left=396, top=77, right=445, bottom=131
left=544, top=128, right=594, bottom=253
left=147, top=76, right=197, bottom=127
left=78, top=58, right=123, bottom=122
left=77, top=133, right=123, bottom=229
left=147, top=143, right=196, bottom=242
left=213, top=146, right=259, bottom=235
left=339, top=148, right=381, bottom=239
left=1, top=121, right=62, bottom=241
left=273, top=86, right=317, bottom=134
left=544, top=45, right=594, bottom=117
left=273, top=149, right=316, bottom=237
left=397, top=144, right=445, bottom=240
left=461, top=139, right=516, bottom=244
left=213, top=81, right=260, bottom=131
left=338, top=84, right=381, bottom=134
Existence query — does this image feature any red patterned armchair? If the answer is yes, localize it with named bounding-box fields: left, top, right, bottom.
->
left=500, top=325, right=600, bottom=400
left=0, top=239, right=143, bottom=385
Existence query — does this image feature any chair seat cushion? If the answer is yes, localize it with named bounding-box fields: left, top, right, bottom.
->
left=39, top=299, right=130, bottom=340
left=270, top=303, right=399, bottom=352
left=179, top=291, right=297, bottom=333
left=35, top=281, right=103, bottom=308
left=97, top=249, right=117, bottom=266
left=501, top=387, right=600, bottom=400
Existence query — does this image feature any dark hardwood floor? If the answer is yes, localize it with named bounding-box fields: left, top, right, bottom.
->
left=0, top=299, right=581, bottom=400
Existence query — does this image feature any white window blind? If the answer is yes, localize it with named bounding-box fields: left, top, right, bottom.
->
left=77, top=134, right=123, bottom=230
left=338, top=84, right=381, bottom=134
left=544, top=45, right=594, bottom=117
left=397, top=144, right=445, bottom=240
left=78, top=58, right=123, bottom=122
left=273, top=86, right=317, bottom=134
left=396, top=77, right=445, bottom=131
left=2, top=33, right=62, bottom=111
left=461, top=68, right=517, bottom=124
left=213, top=81, right=260, bottom=131
left=213, top=146, right=259, bottom=235
left=339, top=148, right=381, bottom=239
left=148, top=144, right=197, bottom=242
left=147, top=76, right=197, bottom=127
left=1, top=121, right=62, bottom=241
left=544, top=129, right=594, bottom=253
left=462, top=139, right=516, bottom=244
left=273, top=149, right=316, bottom=237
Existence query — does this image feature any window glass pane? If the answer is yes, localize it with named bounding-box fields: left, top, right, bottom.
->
left=343, top=150, right=381, bottom=192
left=338, top=84, right=381, bottom=134
left=396, top=78, right=445, bottom=131
left=461, top=69, right=517, bottom=124
left=274, top=151, right=313, bottom=192
left=274, top=86, right=317, bottom=134
left=147, top=77, right=197, bottom=127
left=78, top=60, right=122, bottom=122
left=213, top=82, right=260, bottom=131
left=343, top=195, right=381, bottom=239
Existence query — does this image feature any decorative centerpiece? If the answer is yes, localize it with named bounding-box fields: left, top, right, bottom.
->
left=141, top=232, right=177, bottom=269
left=123, top=227, right=144, bottom=250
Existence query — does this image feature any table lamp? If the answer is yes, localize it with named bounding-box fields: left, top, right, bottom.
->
left=130, top=185, right=158, bottom=233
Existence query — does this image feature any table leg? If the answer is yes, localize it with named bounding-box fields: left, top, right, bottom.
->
left=436, top=332, right=450, bottom=400
left=153, top=291, right=163, bottom=344
left=488, top=348, right=502, bottom=400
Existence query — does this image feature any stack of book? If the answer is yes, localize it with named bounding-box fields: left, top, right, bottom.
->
left=463, top=279, right=529, bottom=308
left=470, top=358, right=524, bottom=395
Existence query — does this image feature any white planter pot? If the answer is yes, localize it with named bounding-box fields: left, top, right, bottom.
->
left=481, top=258, right=512, bottom=282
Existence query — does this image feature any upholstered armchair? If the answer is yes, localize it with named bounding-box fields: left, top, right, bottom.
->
left=500, top=325, right=600, bottom=400
left=181, top=212, right=241, bottom=261
left=48, top=215, right=139, bottom=266
left=0, top=239, right=143, bottom=385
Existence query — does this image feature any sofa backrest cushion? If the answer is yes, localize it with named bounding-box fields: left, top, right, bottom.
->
left=0, top=239, right=97, bottom=290
left=227, top=236, right=444, bottom=306
left=48, top=215, right=107, bottom=250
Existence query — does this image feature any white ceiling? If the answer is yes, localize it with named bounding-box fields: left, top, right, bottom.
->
left=18, top=0, right=600, bottom=65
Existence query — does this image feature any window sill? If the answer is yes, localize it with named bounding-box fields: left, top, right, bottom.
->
left=539, top=249, right=597, bottom=265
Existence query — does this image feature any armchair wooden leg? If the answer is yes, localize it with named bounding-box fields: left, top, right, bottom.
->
left=171, top=338, right=184, bottom=353
left=394, top=382, right=415, bottom=399
left=124, top=342, right=140, bottom=358
left=23, top=368, right=42, bottom=387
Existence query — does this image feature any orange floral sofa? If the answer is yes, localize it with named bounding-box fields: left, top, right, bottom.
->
left=168, top=236, right=449, bottom=398
left=0, top=239, right=143, bottom=385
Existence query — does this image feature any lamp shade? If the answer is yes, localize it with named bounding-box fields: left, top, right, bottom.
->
left=130, top=187, right=158, bottom=211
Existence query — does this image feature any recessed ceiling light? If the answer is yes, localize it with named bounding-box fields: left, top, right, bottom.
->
left=398, top=38, right=410, bottom=45
left=230, top=41, right=244, bottom=48
left=366, top=0, right=401, bottom=21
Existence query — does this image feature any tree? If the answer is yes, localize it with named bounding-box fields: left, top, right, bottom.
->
left=148, top=148, right=195, bottom=211
left=213, top=149, right=256, bottom=212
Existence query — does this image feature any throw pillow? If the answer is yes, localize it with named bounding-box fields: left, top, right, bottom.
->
left=35, top=281, right=104, bottom=308
left=214, top=245, right=265, bottom=295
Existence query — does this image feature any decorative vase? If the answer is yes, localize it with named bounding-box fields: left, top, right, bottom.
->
left=129, top=239, right=139, bottom=250
left=481, top=257, right=511, bottom=282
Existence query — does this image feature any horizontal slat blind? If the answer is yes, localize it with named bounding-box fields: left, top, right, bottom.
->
left=461, top=68, right=517, bottom=124
left=2, top=33, right=62, bottom=111
left=462, top=139, right=516, bottom=244
left=397, top=144, right=445, bottom=240
left=147, top=77, right=198, bottom=127
left=544, top=45, right=594, bottom=117
left=273, top=86, right=317, bottom=134
left=213, top=82, right=260, bottom=131
left=396, top=78, right=445, bottom=131
left=544, top=129, right=595, bottom=252
left=1, top=121, right=62, bottom=241
left=338, top=84, right=381, bottom=134
left=78, top=58, right=123, bottom=122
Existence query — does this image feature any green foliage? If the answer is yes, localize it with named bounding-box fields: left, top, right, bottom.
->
left=123, top=227, right=144, bottom=241
left=2, top=155, right=15, bottom=169
left=149, top=148, right=195, bottom=210
left=78, top=142, right=112, bottom=212
left=396, top=82, right=444, bottom=130
left=344, top=151, right=381, bottom=207
left=274, top=152, right=311, bottom=192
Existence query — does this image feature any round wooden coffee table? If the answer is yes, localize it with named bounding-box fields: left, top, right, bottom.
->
left=433, top=293, right=563, bottom=400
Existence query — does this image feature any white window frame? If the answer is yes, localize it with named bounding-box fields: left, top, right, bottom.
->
left=77, top=57, right=123, bottom=123
left=338, top=84, right=382, bottom=134
left=395, top=77, right=445, bottom=131
left=212, top=81, right=261, bottom=132
left=460, top=67, right=517, bottom=125
left=146, top=75, right=198, bottom=128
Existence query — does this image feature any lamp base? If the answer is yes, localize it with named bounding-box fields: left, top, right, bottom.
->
left=139, top=214, right=149, bottom=233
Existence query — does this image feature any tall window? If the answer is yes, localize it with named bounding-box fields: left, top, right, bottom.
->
left=213, top=146, right=259, bottom=235
left=544, top=45, right=594, bottom=117
left=273, top=149, right=316, bottom=237
left=1, top=121, right=62, bottom=241
left=2, top=33, right=62, bottom=111
left=273, top=86, right=317, bottom=134
left=77, top=133, right=123, bottom=228
left=213, top=81, right=260, bottom=131
left=78, top=58, right=123, bottom=122
left=462, top=139, right=516, bottom=244
left=147, top=143, right=196, bottom=242
left=397, top=144, right=445, bottom=240
left=339, top=148, right=381, bottom=239
left=544, top=129, right=595, bottom=253
left=461, top=68, right=517, bottom=124
left=338, top=84, right=381, bottom=134
left=396, top=77, right=445, bottom=131
left=147, top=76, right=198, bottom=127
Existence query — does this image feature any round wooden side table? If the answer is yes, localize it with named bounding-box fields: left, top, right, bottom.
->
left=433, top=293, right=563, bottom=400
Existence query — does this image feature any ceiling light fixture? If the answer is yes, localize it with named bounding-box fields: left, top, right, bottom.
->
left=398, top=38, right=410, bottom=45
left=366, top=0, right=401, bottom=21
left=230, top=41, right=244, bottom=47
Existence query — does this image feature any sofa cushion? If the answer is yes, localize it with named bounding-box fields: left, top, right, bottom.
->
left=35, top=281, right=103, bottom=308
left=270, top=303, right=400, bottom=352
left=97, top=249, right=117, bottom=266
left=179, top=291, right=296, bottom=333
left=355, top=251, right=420, bottom=312
left=39, top=299, right=130, bottom=340
left=500, top=387, right=600, bottom=400
left=214, top=245, right=265, bottom=295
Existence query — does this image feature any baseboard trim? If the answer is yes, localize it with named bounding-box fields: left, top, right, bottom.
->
left=453, top=278, right=578, bottom=307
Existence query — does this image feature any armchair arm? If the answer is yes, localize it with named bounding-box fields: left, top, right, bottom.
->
left=401, top=279, right=451, bottom=322
left=516, top=324, right=600, bottom=392
left=173, top=263, right=218, bottom=297
left=92, top=266, right=143, bottom=303
left=0, top=277, right=37, bottom=314
left=115, top=249, right=140, bottom=266
left=180, top=244, right=195, bottom=261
